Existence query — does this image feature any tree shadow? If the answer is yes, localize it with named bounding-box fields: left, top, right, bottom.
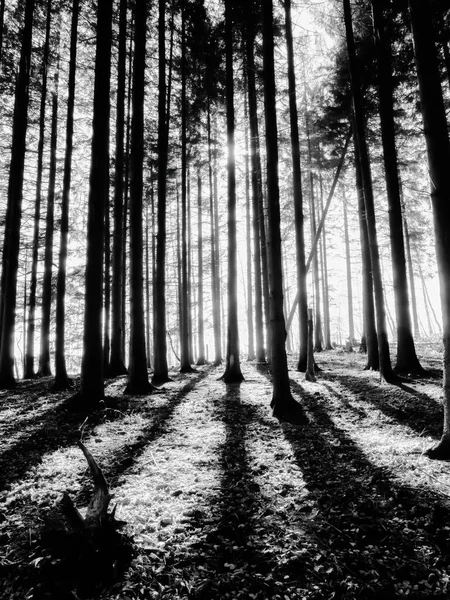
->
left=153, top=383, right=288, bottom=598
left=327, top=372, right=443, bottom=439
left=280, top=377, right=450, bottom=598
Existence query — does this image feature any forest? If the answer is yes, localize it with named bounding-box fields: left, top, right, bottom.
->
left=1, top=0, right=450, bottom=598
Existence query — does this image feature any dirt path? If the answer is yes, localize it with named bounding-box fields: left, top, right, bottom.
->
left=1, top=354, right=450, bottom=599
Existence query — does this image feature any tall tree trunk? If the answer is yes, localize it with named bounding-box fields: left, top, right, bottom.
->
left=125, top=0, right=151, bottom=394
left=402, top=210, right=420, bottom=339
left=0, top=0, right=35, bottom=389
left=77, top=0, right=113, bottom=406
left=54, top=0, right=79, bottom=391
left=318, top=161, right=332, bottom=350
left=343, top=0, right=395, bottom=382
left=207, top=100, right=222, bottom=365
left=153, top=0, right=170, bottom=384
left=305, top=106, right=323, bottom=352
left=342, top=185, right=356, bottom=345
left=409, top=0, right=450, bottom=456
left=25, top=0, right=51, bottom=379
left=222, top=0, right=243, bottom=383
left=103, top=189, right=111, bottom=373
left=196, top=169, right=205, bottom=365
left=39, top=72, right=59, bottom=377
left=244, top=113, right=255, bottom=361
left=262, top=0, right=306, bottom=423
left=354, top=130, right=379, bottom=369
left=146, top=187, right=152, bottom=369
left=109, top=0, right=128, bottom=376
left=284, top=0, right=308, bottom=371
left=180, top=9, right=193, bottom=374
left=244, top=3, right=265, bottom=363
left=372, top=0, right=423, bottom=375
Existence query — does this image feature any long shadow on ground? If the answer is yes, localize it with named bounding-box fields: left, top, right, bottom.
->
left=149, top=384, right=287, bottom=599
left=279, top=377, right=450, bottom=598
left=324, top=371, right=443, bottom=439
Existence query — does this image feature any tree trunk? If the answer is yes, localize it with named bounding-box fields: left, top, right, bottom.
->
left=207, top=99, right=222, bottom=365
left=153, top=0, right=170, bottom=384
left=222, top=0, right=243, bottom=383
left=125, top=0, right=151, bottom=394
left=180, top=8, right=194, bottom=374
left=0, top=0, right=35, bottom=389
left=244, top=114, right=255, bottom=361
left=343, top=0, right=395, bottom=382
left=196, top=169, right=205, bottom=365
left=244, top=4, right=265, bottom=363
left=77, top=0, right=113, bottom=406
left=305, top=308, right=316, bottom=382
left=354, top=131, right=379, bottom=369
left=402, top=211, right=420, bottom=339
left=54, top=0, right=79, bottom=391
left=342, top=185, right=356, bottom=346
left=39, top=75, right=59, bottom=377
left=284, top=0, right=308, bottom=371
left=109, top=0, right=128, bottom=377
left=25, top=0, right=51, bottom=379
left=409, top=0, right=450, bottom=458
left=305, top=107, right=323, bottom=353
left=262, top=0, right=306, bottom=423
left=318, top=162, right=332, bottom=350
left=371, top=0, right=423, bottom=375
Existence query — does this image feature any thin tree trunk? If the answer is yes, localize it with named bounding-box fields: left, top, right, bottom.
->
left=54, top=0, right=79, bottom=391
left=244, top=113, right=255, bottom=361
left=25, top=0, right=51, bottom=379
left=125, top=0, right=151, bottom=394
left=109, top=0, right=128, bottom=376
left=0, top=0, right=35, bottom=389
left=305, top=106, right=323, bottom=353
left=262, top=0, right=306, bottom=422
left=39, top=70, right=59, bottom=377
left=222, top=0, right=243, bottom=383
left=284, top=0, right=308, bottom=371
left=342, top=185, right=356, bottom=345
left=77, top=0, right=113, bottom=405
left=244, top=5, right=265, bottom=363
left=207, top=100, right=222, bottom=365
left=318, top=161, right=332, bottom=350
left=372, top=0, right=423, bottom=375
left=354, top=129, right=379, bottom=369
left=180, top=8, right=193, bottom=374
left=196, top=169, right=205, bottom=365
left=402, top=211, right=420, bottom=339
left=153, top=0, right=170, bottom=384
left=343, top=0, right=395, bottom=382
left=103, top=188, right=111, bottom=373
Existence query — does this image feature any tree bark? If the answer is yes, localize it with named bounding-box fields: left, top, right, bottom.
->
left=343, top=0, right=395, bottom=382
left=78, top=0, right=113, bottom=405
left=109, top=0, right=128, bottom=377
left=152, top=0, right=170, bottom=384
left=25, top=0, right=51, bottom=379
left=244, top=3, right=265, bottom=363
left=284, top=0, right=308, bottom=371
left=244, top=113, right=255, bottom=361
left=342, top=185, right=356, bottom=346
left=262, top=0, right=306, bottom=423
left=0, top=0, right=35, bottom=389
left=54, top=0, right=79, bottom=391
left=207, top=99, right=222, bottom=366
left=125, top=0, right=151, bottom=394
left=196, top=169, right=206, bottom=365
left=39, top=74, right=59, bottom=377
left=409, top=0, right=450, bottom=457
left=371, top=0, right=423, bottom=375
left=222, top=0, right=243, bottom=384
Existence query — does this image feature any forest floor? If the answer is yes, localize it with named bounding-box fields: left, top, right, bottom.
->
left=1, top=348, right=450, bottom=600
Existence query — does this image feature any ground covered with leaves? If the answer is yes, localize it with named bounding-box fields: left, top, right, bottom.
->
left=1, top=349, right=450, bottom=599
